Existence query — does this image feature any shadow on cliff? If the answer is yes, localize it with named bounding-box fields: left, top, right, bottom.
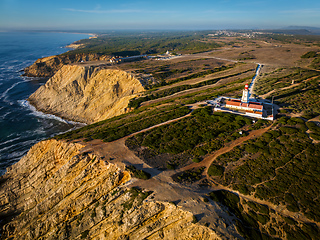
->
left=0, top=177, right=22, bottom=236
left=123, top=162, right=162, bottom=178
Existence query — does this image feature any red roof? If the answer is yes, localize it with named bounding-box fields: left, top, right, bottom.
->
left=226, top=100, right=241, bottom=106
left=226, top=100, right=263, bottom=111
left=249, top=101, right=262, bottom=105
left=248, top=103, right=263, bottom=110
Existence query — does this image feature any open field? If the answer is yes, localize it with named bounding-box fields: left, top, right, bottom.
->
left=50, top=32, right=320, bottom=240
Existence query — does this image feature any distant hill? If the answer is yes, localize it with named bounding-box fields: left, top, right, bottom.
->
left=270, top=26, right=320, bottom=35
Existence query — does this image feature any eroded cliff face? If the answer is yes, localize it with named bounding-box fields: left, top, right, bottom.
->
left=28, top=65, right=145, bottom=123
left=0, top=139, right=220, bottom=240
left=23, top=53, right=109, bottom=78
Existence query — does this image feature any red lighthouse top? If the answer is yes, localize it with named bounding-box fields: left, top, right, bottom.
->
left=245, top=84, right=249, bottom=90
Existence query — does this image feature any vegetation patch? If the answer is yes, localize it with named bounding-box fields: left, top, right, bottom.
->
left=207, top=164, right=224, bottom=176
left=55, top=105, right=191, bottom=142
left=121, top=187, right=152, bottom=212
left=211, top=116, right=320, bottom=223
left=301, top=51, right=318, bottom=59
left=64, top=31, right=222, bottom=56
left=125, top=165, right=151, bottom=180
left=209, top=190, right=319, bottom=240
left=172, top=167, right=205, bottom=183
left=129, top=69, right=254, bottom=108
left=126, top=107, right=253, bottom=169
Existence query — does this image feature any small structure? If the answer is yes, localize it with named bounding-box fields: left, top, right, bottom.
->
left=225, top=99, right=263, bottom=117
left=110, top=56, right=121, bottom=64
left=241, top=84, right=250, bottom=103
left=210, top=84, right=274, bottom=120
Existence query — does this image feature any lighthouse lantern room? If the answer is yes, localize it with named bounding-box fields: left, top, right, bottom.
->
left=241, top=84, right=249, bottom=103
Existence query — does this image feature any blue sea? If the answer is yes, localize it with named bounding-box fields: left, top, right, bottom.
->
left=0, top=32, right=90, bottom=175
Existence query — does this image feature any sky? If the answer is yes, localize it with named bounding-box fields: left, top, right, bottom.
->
left=1, top=0, right=320, bottom=31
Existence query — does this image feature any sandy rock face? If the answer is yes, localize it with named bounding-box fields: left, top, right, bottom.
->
left=23, top=53, right=109, bottom=78
left=28, top=65, right=145, bottom=123
left=0, top=139, right=220, bottom=240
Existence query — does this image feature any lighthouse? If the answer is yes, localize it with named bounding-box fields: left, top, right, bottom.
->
left=241, top=84, right=249, bottom=103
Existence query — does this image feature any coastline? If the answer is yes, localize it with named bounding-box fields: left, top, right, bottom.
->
left=20, top=99, right=87, bottom=127
left=0, top=31, right=93, bottom=176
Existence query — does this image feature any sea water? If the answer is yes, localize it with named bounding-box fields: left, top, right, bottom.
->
left=0, top=32, right=90, bottom=175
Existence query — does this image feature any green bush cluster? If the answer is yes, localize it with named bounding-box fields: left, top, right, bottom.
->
left=174, top=167, right=205, bottom=183
left=125, top=165, right=151, bottom=180
left=254, top=68, right=318, bottom=96
left=209, top=190, right=319, bottom=240
left=128, top=69, right=254, bottom=109
left=301, top=51, right=318, bottom=58
left=127, top=108, right=251, bottom=163
left=55, top=105, right=191, bottom=142
left=272, top=76, right=320, bottom=114
left=64, top=31, right=222, bottom=57
left=212, top=117, right=320, bottom=223
left=207, top=164, right=224, bottom=176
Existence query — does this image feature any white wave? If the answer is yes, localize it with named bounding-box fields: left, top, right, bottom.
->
left=6, top=149, right=30, bottom=159
left=0, top=139, right=38, bottom=156
left=23, top=128, right=46, bottom=136
left=18, top=100, right=86, bottom=126
left=0, top=136, right=23, bottom=147
left=0, top=81, right=23, bottom=100
left=49, top=124, right=83, bottom=138
left=0, top=111, right=10, bottom=120
left=0, top=143, right=16, bottom=153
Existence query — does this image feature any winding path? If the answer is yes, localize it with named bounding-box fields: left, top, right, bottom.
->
left=180, top=125, right=271, bottom=174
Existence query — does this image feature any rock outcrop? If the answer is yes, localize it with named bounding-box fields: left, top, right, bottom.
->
left=0, top=139, right=220, bottom=240
left=28, top=65, right=145, bottom=123
left=23, top=53, right=109, bottom=78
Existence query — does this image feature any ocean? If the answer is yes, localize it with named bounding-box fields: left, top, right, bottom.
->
left=0, top=32, right=90, bottom=176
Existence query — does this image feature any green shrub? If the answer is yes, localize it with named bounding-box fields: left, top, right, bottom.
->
left=310, top=133, right=320, bottom=140
left=256, top=213, right=269, bottom=225
left=233, top=184, right=250, bottom=195
left=167, top=163, right=176, bottom=170
left=192, top=157, right=201, bottom=163
left=203, top=197, right=209, bottom=202
left=245, top=144, right=259, bottom=153
left=125, top=165, right=151, bottom=180
left=278, top=116, right=289, bottom=124
left=208, top=164, right=224, bottom=176
left=302, top=112, right=318, bottom=119
left=301, top=51, right=318, bottom=58
left=290, top=117, right=305, bottom=124
left=306, top=121, right=320, bottom=133
left=81, top=230, right=89, bottom=239
left=280, top=126, right=299, bottom=134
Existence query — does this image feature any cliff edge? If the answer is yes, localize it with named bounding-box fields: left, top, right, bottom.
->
left=28, top=65, right=145, bottom=124
left=0, top=139, right=220, bottom=240
left=23, top=53, right=108, bottom=78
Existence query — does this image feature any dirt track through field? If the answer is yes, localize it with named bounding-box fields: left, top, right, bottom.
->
left=180, top=126, right=272, bottom=174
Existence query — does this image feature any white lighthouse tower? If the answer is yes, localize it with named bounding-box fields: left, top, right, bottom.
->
left=241, top=84, right=249, bottom=103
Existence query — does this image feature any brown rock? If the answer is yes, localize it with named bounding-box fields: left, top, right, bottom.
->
left=0, top=139, right=221, bottom=240
left=28, top=65, right=145, bottom=123
left=23, top=54, right=109, bottom=78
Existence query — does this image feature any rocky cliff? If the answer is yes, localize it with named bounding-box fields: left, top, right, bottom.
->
left=28, top=65, right=145, bottom=124
left=23, top=53, right=109, bottom=78
left=0, top=139, right=220, bottom=240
